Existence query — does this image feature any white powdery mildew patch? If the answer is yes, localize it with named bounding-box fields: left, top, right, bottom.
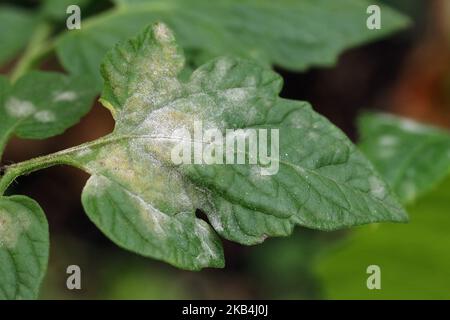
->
left=5, top=97, right=35, bottom=118
left=127, top=190, right=169, bottom=239
left=397, top=118, right=429, bottom=134
left=206, top=210, right=224, bottom=233
left=53, top=91, right=78, bottom=102
left=243, top=75, right=257, bottom=87
left=34, top=110, right=56, bottom=123
left=154, top=23, right=173, bottom=43
left=130, top=77, right=183, bottom=109
left=369, top=176, right=386, bottom=200
left=378, top=135, right=399, bottom=147
left=0, top=209, right=31, bottom=249
left=218, top=88, right=251, bottom=103
left=307, top=131, right=320, bottom=141
left=214, top=58, right=233, bottom=81
left=76, top=147, right=93, bottom=158
left=89, top=175, right=112, bottom=197
left=288, top=111, right=310, bottom=129
left=194, top=221, right=219, bottom=265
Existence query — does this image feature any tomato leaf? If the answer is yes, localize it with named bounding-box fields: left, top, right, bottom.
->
left=68, top=24, right=407, bottom=270
left=0, top=72, right=97, bottom=158
left=0, top=195, right=49, bottom=300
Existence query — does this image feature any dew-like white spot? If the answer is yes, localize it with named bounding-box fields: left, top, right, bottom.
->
left=369, top=176, right=386, bottom=199
left=154, top=23, right=173, bottom=42
left=194, top=221, right=219, bottom=264
left=76, top=147, right=93, bottom=158
left=5, top=97, right=35, bottom=118
left=215, top=58, right=233, bottom=79
left=219, top=88, right=250, bottom=103
left=307, top=131, right=319, bottom=141
left=0, top=209, right=31, bottom=249
left=378, top=135, right=398, bottom=147
left=34, top=110, right=56, bottom=123
left=288, top=112, right=309, bottom=129
left=243, top=76, right=257, bottom=87
left=53, top=91, right=77, bottom=102
left=398, top=118, right=427, bottom=133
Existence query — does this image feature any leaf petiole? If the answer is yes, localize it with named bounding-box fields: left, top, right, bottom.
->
left=0, top=136, right=111, bottom=196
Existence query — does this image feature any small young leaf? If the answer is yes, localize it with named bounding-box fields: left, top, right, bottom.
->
left=358, top=113, right=450, bottom=204
left=0, top=6, right=37, bottom=66
left=0, top=72, right=97, bottom=157
left=70, top=24, right=407, bottom=269
left=0, top=195, right=49, bottom=300
left=56, top=0, right=409, bottom=87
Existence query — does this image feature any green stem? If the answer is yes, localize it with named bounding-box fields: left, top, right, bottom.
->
left=0, top=134, right=123, bottom=196
left=10, top=22, right=54, bottom=83
left=0, top=136, right=108, bottom=196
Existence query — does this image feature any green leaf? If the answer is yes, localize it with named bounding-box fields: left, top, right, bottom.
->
left=315, top=177, right=450, bottom=299
left=0, top=6, right=37, bottom=67
left=358, top=113, right=450, bottom=204
left=56, top=0, right=409, bottom=87
left=0, top=72, right=97, bottom=158
left=68, top=23, right=407, bottom=270
left=0, top=195, right=49, bottom=300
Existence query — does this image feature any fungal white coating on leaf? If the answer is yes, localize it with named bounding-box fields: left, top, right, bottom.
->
left=369, top=176, right=386, bottom=199
left=85, top=143, right=195, bottom=216
left=34, top=110, right=56, bottom=123
left=214, top=58, right=234, bottom=80
left=88, top=174, right=112, bottom=197
left=307, top=131, right=320, bottom=141
left=0, top=208, right=31, bottom=249
left=5, top=97, right=35, bottom=118
left=397, top=118, right=428, bottom=133
left=85, top=149, right=222, bottom=267
left=288, top=112, right=309, bottom=129
left=154, top=23, right=174, bottom=43
left=218, top=88, right=251, bottom=103
left=76, top=147, right=93, bottom=158
left=126, top=189, right=169, bottom=238
left=207, top=210, right=224, bottom=233
left=243, top=75, right=257, bottom=87
left=194, top=221, right=219, bottom=264
left=53, top=91, right=78, bottom=102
